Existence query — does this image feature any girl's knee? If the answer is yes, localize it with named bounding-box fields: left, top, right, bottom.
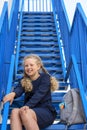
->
left=11, top=108, right=20, bottom=117
left=19, top=108, right=31, bottom=117
left=19, top=108, right=37, bottom=121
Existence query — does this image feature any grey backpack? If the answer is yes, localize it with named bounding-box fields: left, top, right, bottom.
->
left=60, top=88, right=86, bottom=127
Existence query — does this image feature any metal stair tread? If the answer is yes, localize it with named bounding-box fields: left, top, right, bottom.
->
left=20, top=45, right=58, bottom=48
left=22, top=28, right=56, bottom=32
left=22, top=26, right=55, bottom=29
left=22, top=12, right=53, bottom=15
left=20, top=46, right=59, bottom=50
left=19, top=53, right=60, bottom=58
left=18, top=59, right=61, bottom=64
left=21, top=33, right=57, bottom=37
left=21, top=37, right=57, bottom=42
left=22, top=29, right=56, bottom=33
left=22, top=22, right=55, bottom=27
left=19, top=57, right=61, bottom=62
left=22, top=19, right=54, bottom=23
left=22, top=13, right=53, bottom=16
left=20, top=41, right=58, bottom=46
left=19, top=53, right=60, bottom=59
left=22, top=16, right=54, bottom=20
left=0, top=123, right=85, bottom=130
left=42, top=123, right=85, bottom=130
left=19, top=48, right=60, bottom=53
left=21, top=32, right=57, bottom=36
left=21, top=35, right=57, bottom=39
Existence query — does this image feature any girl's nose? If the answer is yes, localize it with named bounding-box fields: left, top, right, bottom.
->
left=27, top=65, right=30, bottom=69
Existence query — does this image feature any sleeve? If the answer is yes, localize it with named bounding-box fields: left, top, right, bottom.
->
left=13, top=82, right=24, bottom=98
left=25, top=74, right=50, bottom=108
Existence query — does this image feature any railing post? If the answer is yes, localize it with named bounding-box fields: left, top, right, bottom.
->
left=1, top=55, right=15, bottom=130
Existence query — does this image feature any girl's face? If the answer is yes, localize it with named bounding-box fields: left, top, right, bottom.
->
left=24, top=58, right=40, bottom=79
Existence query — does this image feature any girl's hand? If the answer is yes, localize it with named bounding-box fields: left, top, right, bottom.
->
left=20, top=106, right=29, bottom=111
left=3, top=92, right=16, bottom=105
left=20, top=106, right=29, bottom=113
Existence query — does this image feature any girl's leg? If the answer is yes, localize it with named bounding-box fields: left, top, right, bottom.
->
left=10, top=108, right=22, bottom=130
left=19, top=108, right=39, bottom=130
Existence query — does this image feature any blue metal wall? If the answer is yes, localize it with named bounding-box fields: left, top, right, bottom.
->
left=0, top=0, right=19, bottom=100
left=52, top=0, right=87, bottom=92
left=0, top=2, right=8, bottom=100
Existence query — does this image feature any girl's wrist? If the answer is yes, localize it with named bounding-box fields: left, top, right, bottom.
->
left=11, top=92, right=16, bottom=98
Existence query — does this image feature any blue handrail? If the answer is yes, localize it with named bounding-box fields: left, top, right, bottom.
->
left=65, top=54, right=87, bottom=119
left=15, top=0, right=24, bottom=75
left=1, top=55, right=15, bottom=130
left=52, top=0, right=66, bottom=78
left=0, top=0, right=19, bottom=101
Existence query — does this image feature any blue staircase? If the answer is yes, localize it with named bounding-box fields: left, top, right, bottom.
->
left=18, top=12, right=63, bottom=79
left=1, top=11, right=86, bottom=130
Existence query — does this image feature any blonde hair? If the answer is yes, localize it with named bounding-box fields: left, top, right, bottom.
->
left=21, top=54, right=59, bottom=92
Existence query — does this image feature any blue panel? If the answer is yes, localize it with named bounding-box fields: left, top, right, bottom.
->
left=0, top=2, right=8, bottom=100
left=0, top=0, right=19, bottom=100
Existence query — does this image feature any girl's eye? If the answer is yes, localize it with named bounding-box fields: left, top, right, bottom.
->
left=24, top=64, right=34, bottom=67
left=30, top=64, right=33, bottom=66
left=25, top=65, right=28, bottom=67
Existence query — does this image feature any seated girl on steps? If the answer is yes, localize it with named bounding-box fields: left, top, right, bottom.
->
left=3, top=54, right=58, bottom=130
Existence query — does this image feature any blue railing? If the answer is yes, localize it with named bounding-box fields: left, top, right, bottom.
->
left=15, top=0, right=24, bottom=75
left=0, top=2, right=8, bottom=100
left=52, top=0, right=87, bottom=91
left=52, top=0, right=66, bottom=78
left=65, top=55, right=87, bottom=120
left=1, top=55, right=15, bottom=130
left=0, top=0, right=19, bottom=100
left=23, top=0, right=52, bottom=12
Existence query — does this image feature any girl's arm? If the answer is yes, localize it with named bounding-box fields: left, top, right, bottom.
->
left=3, top=92, right=16, bottom=105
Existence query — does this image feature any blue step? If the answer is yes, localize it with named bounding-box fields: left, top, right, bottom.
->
left=22, top=22, right=55, bottom=27
left=22, top=16, right=54, bottom=21
left=21, top=35, right=57, bottom=41
left=20, top=41, right=58, bottom=46
left=19, top=52, right=60, bottom=58
left=0, top=123, right=85, bottom=130
left=19, top=53, right=60, bottom=58
left=22, top=19, right=54, bottom=23
left=19, top=48, right=60, bottom=53
left=22, top=26, right=56, bottom=31
left=42, top=123, right=85, bottom=130
left=21, top=31, right=57, bottom=36
left=22, top=12, right=54, bottom=15
left=22, top=13, right=54, bottom=18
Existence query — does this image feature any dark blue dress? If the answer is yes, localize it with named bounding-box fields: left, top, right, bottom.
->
left=14, top=73, right=57, bottom=129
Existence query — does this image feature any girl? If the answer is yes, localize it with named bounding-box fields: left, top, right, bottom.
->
left=3, top=54, right=58, bottom=130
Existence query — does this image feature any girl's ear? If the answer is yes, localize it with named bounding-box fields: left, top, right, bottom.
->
left=37, top=64, right=41, bottom=71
